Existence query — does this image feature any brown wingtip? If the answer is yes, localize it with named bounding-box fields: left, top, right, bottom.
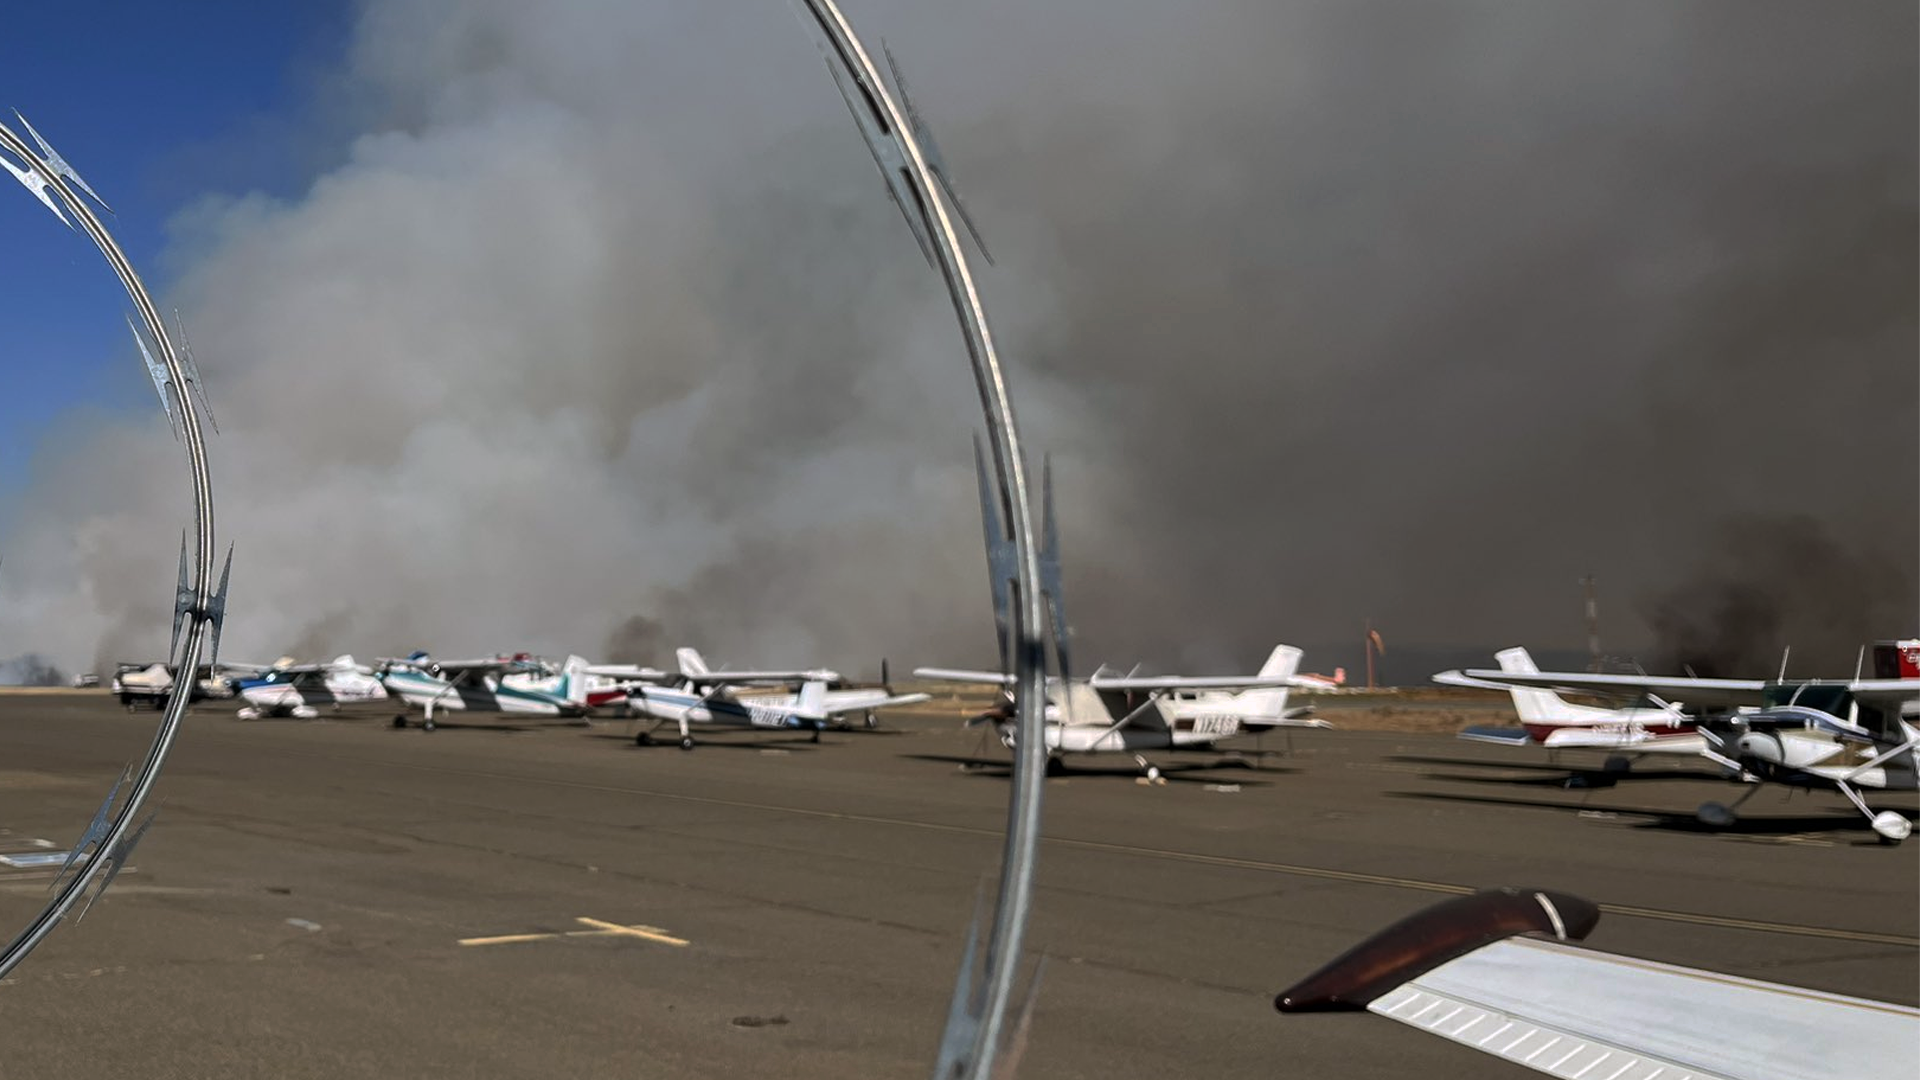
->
left=1275, top=887, right=1600, bottom=1013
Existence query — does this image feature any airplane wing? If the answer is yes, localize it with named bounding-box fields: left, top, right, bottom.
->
left=1087, top=674, right=1315, bottom=691
left=683, top=669, right=842, bottom=686
left=1845, top=677, right=1920, bottom=702
left=429, top=658, right=535, bottom=676
left=1451, top=667, right=1770, bottom=707
left=820, top=690, right=933, bottom=715
left=914, top=667, right=1017, bottom=687
left=1278, top=888, right=1917, bottom=1080
left=584, top=664, right=672, bottom=682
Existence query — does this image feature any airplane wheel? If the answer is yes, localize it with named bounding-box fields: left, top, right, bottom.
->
left=422, top=719, right=436, bottom=732
left=811, top=728, right=821, bottom=744
left=680, top=736, right=695, bottom=751
left=1602, top=755, right=1633, bottom=775
left=635, top=732, right=650, bottom=746
left=1870, top=811, right=1911, bottom=845
left=392, top=715, right=408, bottom=729
left=864, top=712, right=878, bottom=730
left=1696, top=801, right=1736, bottom=829
left=1044, top=757, right=1065, bottom=777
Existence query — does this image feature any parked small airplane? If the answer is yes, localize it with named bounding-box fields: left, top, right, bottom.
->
left=623, top=648, right=930, bottom=749
left=228, top=655, right=388, bottom=720
left=503, top=658, right=634, bottom=709
left=917, top=643, right=1332, bottom=780
left=1276, top=886, right=1917, bottom=1080
left=1447, top=640, right=1920, bottom=841
left=915, top=439, right=1327, bottom=781
left=379, top=652, right=594, bottom=730
left=677, top=648, right=928, bottom=728
left=109, top=662, right=234, bottom=711
left=1434, top=647, right=1707, bottom=762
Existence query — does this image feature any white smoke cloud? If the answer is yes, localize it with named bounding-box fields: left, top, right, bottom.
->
left=1, top=1, right=1912, bottom=679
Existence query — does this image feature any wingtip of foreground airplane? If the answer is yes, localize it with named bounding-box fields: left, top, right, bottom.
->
left=1275, top=887, right=1600, bottom=1013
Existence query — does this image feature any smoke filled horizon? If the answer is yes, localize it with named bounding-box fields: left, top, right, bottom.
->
left=1, top=1, right=1913, bottom=682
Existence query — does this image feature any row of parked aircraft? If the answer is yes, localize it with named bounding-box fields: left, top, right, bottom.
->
left=168, top=641, right=1336, bottom=774
left=1434, top=639, right=1920, bottom=843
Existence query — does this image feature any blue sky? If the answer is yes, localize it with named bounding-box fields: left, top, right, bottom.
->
left=0, top=3, right=351, bottom=511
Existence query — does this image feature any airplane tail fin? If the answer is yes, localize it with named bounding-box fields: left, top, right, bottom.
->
left=1236, top=645, right=1304, bottom=719
left=676, top=648, right=709, bottom=678
left=560, top=655, right=592, bottom=706
left=795, top=679, right=828, bottom=719
left=1494, top=647, right=1579, bottom=725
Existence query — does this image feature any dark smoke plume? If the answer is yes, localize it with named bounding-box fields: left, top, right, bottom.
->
left=1640, top=514, right=1913, bottom=679
left=0, top=654, right=67, bottom=687
left=0, top=2, right=1912, bottom=680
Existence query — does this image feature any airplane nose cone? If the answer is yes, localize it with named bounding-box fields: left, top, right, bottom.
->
left=1735, top=732, right=1784, bottom=764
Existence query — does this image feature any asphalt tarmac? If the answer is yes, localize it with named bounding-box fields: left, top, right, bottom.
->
left=1, top=695, right=1914, bottom=1078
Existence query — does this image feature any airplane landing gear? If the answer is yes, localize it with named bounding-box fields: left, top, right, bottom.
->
left=680, top=736, right=695, bottom=751
left=1835, top=779, right=1912, bottom=844
left=421, top=718, right=436, bottom=732
left=1870, top=812, right=1910, bottom=845
left=1696, top=801, right=1738, bottom=828
left=1132, top=754, right=1166, bottom=785
left=1043, top=756, right=1066, bottom=777
left=1696, top=784, right=1761, bottom=828
left=392, top=715, right=408, bottom=729
left=1602, top=754, right=1634, bottom=775
left=810, top=727, right=821, bottom=744
left=635, top=731, right=651, bottom=746
left=864, top=711, right=878, bottom=730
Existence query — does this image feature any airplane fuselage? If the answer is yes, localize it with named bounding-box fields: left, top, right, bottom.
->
left=628, top=686, right=823, bottom=731
left=382, top=670, right=580, bottom=717
left=239, top=670, right=386, bottom=713
left=994, top=682, right=1300, bottom=756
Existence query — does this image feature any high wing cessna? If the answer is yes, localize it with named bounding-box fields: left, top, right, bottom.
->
left=501, top=657, right=635, bottom=708
left=1435, top=647, right=1707, bottom=761
left=378, top=652, right=595, bottom=730
left=228, top=654, right=388, bottom=720
left=109, top=661, right=235, bottom=710
left=917, top=643, right=1333, bottom=781
left=1277, top=887, right=1917, bottom=1080
left=1445, top=640, right=1920, bottom=842
left=622, top=647, right=930, bottom=749
left=915, top=440, right=1328, bottom=781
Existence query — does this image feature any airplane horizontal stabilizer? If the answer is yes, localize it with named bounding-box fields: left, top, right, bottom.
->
left=1457, top=726, right=1533, bottom=746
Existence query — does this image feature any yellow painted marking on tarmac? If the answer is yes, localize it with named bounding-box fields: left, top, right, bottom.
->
left=574, top=916, right=689, bottom=946
left=460, top=918, right=688, bottom=948
left=459, top=932, right=559, bottom=947
left=254, top=746, right=1920, bottom=950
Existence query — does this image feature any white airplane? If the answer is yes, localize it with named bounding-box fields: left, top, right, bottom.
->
left=229, top=655, right=388, bottom=720
left=623, top=648, right=931, bottom=749
left=1276, top=886, right=1917, bottom=1080
left=676, top=648, right=930, bottom=729
left=109, top=661, right=234, bottom=710
left=1447, top=640, right=1920, bottom=841
left=378, top=652, right=594, bottom=731
left=917, top=643, right=1333, bottom=781
left=503, top=659, right=637, bottom=709
left=1435, top=647, right=1708, bottom=763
